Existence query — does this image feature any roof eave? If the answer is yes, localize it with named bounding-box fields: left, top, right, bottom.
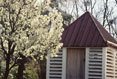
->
left=107, top=41, right=117, bottom=48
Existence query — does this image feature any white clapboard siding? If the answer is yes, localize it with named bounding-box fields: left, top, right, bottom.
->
left=46, top=48, right=66, bottom=79
left=106, top=49, right=115, bottom=79
left=85, top=48, right=103, bottom=79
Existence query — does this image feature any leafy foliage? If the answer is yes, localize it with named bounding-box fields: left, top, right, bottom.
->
left=23, top=61, right=39, bottom=79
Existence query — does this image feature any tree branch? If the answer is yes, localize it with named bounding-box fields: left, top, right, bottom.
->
left=9, top=58, right=17, bottom=71
left=10, top=44, right=16, bottom=55
left=102, top=0, right=108, bottom=26
left=0, top=38, right=7, bottom=55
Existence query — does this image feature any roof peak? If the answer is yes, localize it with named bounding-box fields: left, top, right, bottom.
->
left=61, top=12, right=117, bottom=47
left=80, top=12, right=117, bottom=44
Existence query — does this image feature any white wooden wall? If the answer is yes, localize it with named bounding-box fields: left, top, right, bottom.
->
left=85, top=47, right=106, bottom=79
left=46, top=47, right=117, bottom=79
left=46, top=48, right=67, bottom=79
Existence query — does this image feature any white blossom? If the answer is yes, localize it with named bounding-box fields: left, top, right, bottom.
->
left=0, top=0, right=63, bottom=60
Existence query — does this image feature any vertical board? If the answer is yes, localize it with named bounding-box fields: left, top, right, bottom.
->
left=85, top=48, right=89, bottom=79
left=46, top=48, right=67, bottom=79
left=66, top=48, right=85, bottom=79
left=62, top=48, right=67, bottom=79
left=102, top=48, right=107, bottom=79
left=85, top=48, right=103, bottom=79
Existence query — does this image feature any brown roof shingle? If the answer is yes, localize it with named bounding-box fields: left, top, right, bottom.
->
left=61, top=12, right=117, bottom=47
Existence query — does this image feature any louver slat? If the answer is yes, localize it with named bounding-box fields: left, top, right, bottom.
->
left=106, top=50, right=115, bottom=78
left=88, top=48, right=103, bottom=79
left=115, top=51, right=117, bottom=78
left=47, top=52, right=63, bottom=79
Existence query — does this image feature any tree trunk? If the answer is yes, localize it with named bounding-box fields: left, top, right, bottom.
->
left=38, top=59, right=46, bottom=79
left=3, top=70, right=9, bottom=79
left=17, top=57, right=26, bottom=79
left=3, top=55, right=10, bottom=79
left=17, top=64, right=24, bottom=79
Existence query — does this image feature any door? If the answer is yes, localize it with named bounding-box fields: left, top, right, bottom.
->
left=66, top=48, right=85, bottom=79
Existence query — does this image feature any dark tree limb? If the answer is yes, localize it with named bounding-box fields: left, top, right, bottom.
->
left=0, top=38, right=7, bottom=55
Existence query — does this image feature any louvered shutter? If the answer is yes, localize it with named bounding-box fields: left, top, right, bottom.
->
left=115, top=49, right=117, bottom=78
left=106, top=48, right=117, bottom=79
left=85, top=48, right=104, bottom=79
left=46, top=48, right=66, bottom=79
left=106, top=50, right=114, bottom=78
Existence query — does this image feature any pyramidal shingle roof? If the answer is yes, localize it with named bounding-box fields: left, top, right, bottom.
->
left=61, top=12, right=117, bottom=47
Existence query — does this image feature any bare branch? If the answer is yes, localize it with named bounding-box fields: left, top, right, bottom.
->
left=90, top=0, right=96, bottom=14
left=74, top=0, right=79, bottom=18
left=102, top=0, right=108, bottom=26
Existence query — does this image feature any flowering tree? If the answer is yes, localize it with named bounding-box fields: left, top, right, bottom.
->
left=0, top=0, right=63, bottom=79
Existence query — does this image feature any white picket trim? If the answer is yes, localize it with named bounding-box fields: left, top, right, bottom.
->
left=85, top=48, right=89, bottom=79
left=62, top=48, right=67, bottom=79
left=102, top=47, right=107, bottom=79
